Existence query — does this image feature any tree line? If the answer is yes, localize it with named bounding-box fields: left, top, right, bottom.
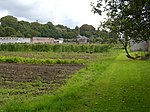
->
left=0, top=15, right=114, bottom=43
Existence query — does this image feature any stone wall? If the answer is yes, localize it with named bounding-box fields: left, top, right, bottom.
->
left=148, top=41, right=150, bottom=52
left=130, top=41, right=148, bottom=52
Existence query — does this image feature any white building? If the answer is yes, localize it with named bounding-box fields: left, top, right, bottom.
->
left=77, top=35, right=89, bottom=44
left=0, top=37, right=31, bottom=44
left=54, top=38, right=64, bottom=44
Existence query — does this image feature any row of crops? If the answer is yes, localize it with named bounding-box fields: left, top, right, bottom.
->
left=0, top=44, right=111, bottom=52
left=0, top=56, right=84, bottom=64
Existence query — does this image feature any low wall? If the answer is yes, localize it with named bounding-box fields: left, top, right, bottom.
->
left=130, top=41, right=148, bottom=52
left=0, top=37, right=31, bottom=44
left=32, top=37, right=54, bottom=44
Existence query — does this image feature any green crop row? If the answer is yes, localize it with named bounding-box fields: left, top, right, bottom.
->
left=0, top=44, right=111, bottom=52
left=0, top=56, right=84, bottom=64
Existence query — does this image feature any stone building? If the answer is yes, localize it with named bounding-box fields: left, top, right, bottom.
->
left=77, top=35, right=89, bottom=44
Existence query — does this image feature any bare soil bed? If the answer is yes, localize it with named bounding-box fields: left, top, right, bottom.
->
left=0, top=63, right=84, bottom=96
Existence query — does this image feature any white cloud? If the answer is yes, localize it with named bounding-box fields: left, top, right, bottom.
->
left=0, top=0, right=104, bottom=28
left=0, top=10, right=8, bottom=18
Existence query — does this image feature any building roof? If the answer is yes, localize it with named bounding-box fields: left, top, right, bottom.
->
left=77, top=34, right=88, bottom=40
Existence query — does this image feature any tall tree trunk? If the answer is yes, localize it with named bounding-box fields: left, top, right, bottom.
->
left=120, top=40, right=135, bottom=59
left=124, top=44, right=135, bottom=59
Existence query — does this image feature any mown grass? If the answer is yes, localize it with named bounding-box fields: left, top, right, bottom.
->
left=1, top=50, right=150, bottom=112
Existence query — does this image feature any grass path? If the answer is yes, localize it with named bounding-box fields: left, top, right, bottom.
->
left=1, top=52, right=150, bottom=112
left=88, top=54, right=150, bottom=112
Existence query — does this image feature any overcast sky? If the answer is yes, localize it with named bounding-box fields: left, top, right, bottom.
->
left=0, top=0, right=105, bottom=28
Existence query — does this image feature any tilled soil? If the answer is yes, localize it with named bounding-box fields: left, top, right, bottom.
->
left=0, top=63, right=84, bottom=96
left=0, top=63, right=83, bottom=84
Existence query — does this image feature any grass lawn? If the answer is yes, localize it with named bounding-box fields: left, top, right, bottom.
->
left=1, top=50, right=150, bottom=112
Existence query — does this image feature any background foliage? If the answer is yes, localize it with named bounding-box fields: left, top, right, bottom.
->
left=0, top=15, right=114, bottom=43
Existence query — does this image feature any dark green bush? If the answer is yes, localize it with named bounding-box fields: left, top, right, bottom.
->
left=0, top=44, right=111, bottom=53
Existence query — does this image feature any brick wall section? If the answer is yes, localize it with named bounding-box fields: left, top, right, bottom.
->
left=32, top=37, right=54, bottom=44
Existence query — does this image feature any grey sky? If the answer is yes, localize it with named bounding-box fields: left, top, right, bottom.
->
left=0, top=0, right=104, bottom=28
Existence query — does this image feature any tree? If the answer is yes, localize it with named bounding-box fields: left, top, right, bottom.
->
left=31, top=22, right=41, bottom=31
left=63, top=32, right=76, bottom=39
left=0, top=15, right=18, bottom=30
left=16, top=31, right=24, bottom=37
left=80, top=24, right=95, bottom=38
left=74, top=26, right=80, bottom=34
left=3, top=27, right=17, bottom=37
left=92, top=0, right=150, bottom=59
left=0, top=26, right=5, bottom=37
left=17, top=21, right=31, bottom=37
left=28, top=30, right=41, bottom=37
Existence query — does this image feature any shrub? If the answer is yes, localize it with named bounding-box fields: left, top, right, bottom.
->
left=0, top=56, right=84, bottom=64
left=0, top=44, right=111, bottom=53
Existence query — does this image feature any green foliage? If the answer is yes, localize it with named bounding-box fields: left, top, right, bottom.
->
left=0, top=56, right=84, bottom=64
left=0, top=15, right=18, bottom=29
left=0, top=15, right=112, bottom=41
left=80, top=24, right=95, bottom=38
left=0, top=44, right=111, bottom=53
left=0, top=26, right=5, bottom=37
left=0, top=16, right=78, bottom=39
left=92, top=0, right=150, bottom=58
left=16, top=31, right=24, bottom=37
left=3, top=27, right=17, bottom=37
left=62, top=32, right=76, bottom=39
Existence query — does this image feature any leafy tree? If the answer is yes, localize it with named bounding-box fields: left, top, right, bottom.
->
left=17, top=21, right=31, bottom=37
left=3, top=26, right=17, bottom=37
left=55, top=25, right=66, bottom=38
left=92, top=0, right=150, bottom=59
left=56, top=24, right=68, bottom=29
left=0, top=15, right=18, bottom=30
left=0, top=15, right=108, bottom=42
left=74, top=26, right=80, bottom=34
left=16, top=31, right=24, bottom=37
left=63, top=32, right=76, bottom=39
left=0, top=26, right=5, bottom=37
left=80, top=24, right=95, bottom=38
left=30, top=22, right=41, bottom=31
left=98, top=30, right=110, bottom=43
left=26, top=34, right=32, bottom=38
left=28, top=30, right=41, bottom=37
left=47, top=21, right=54, bottom=28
